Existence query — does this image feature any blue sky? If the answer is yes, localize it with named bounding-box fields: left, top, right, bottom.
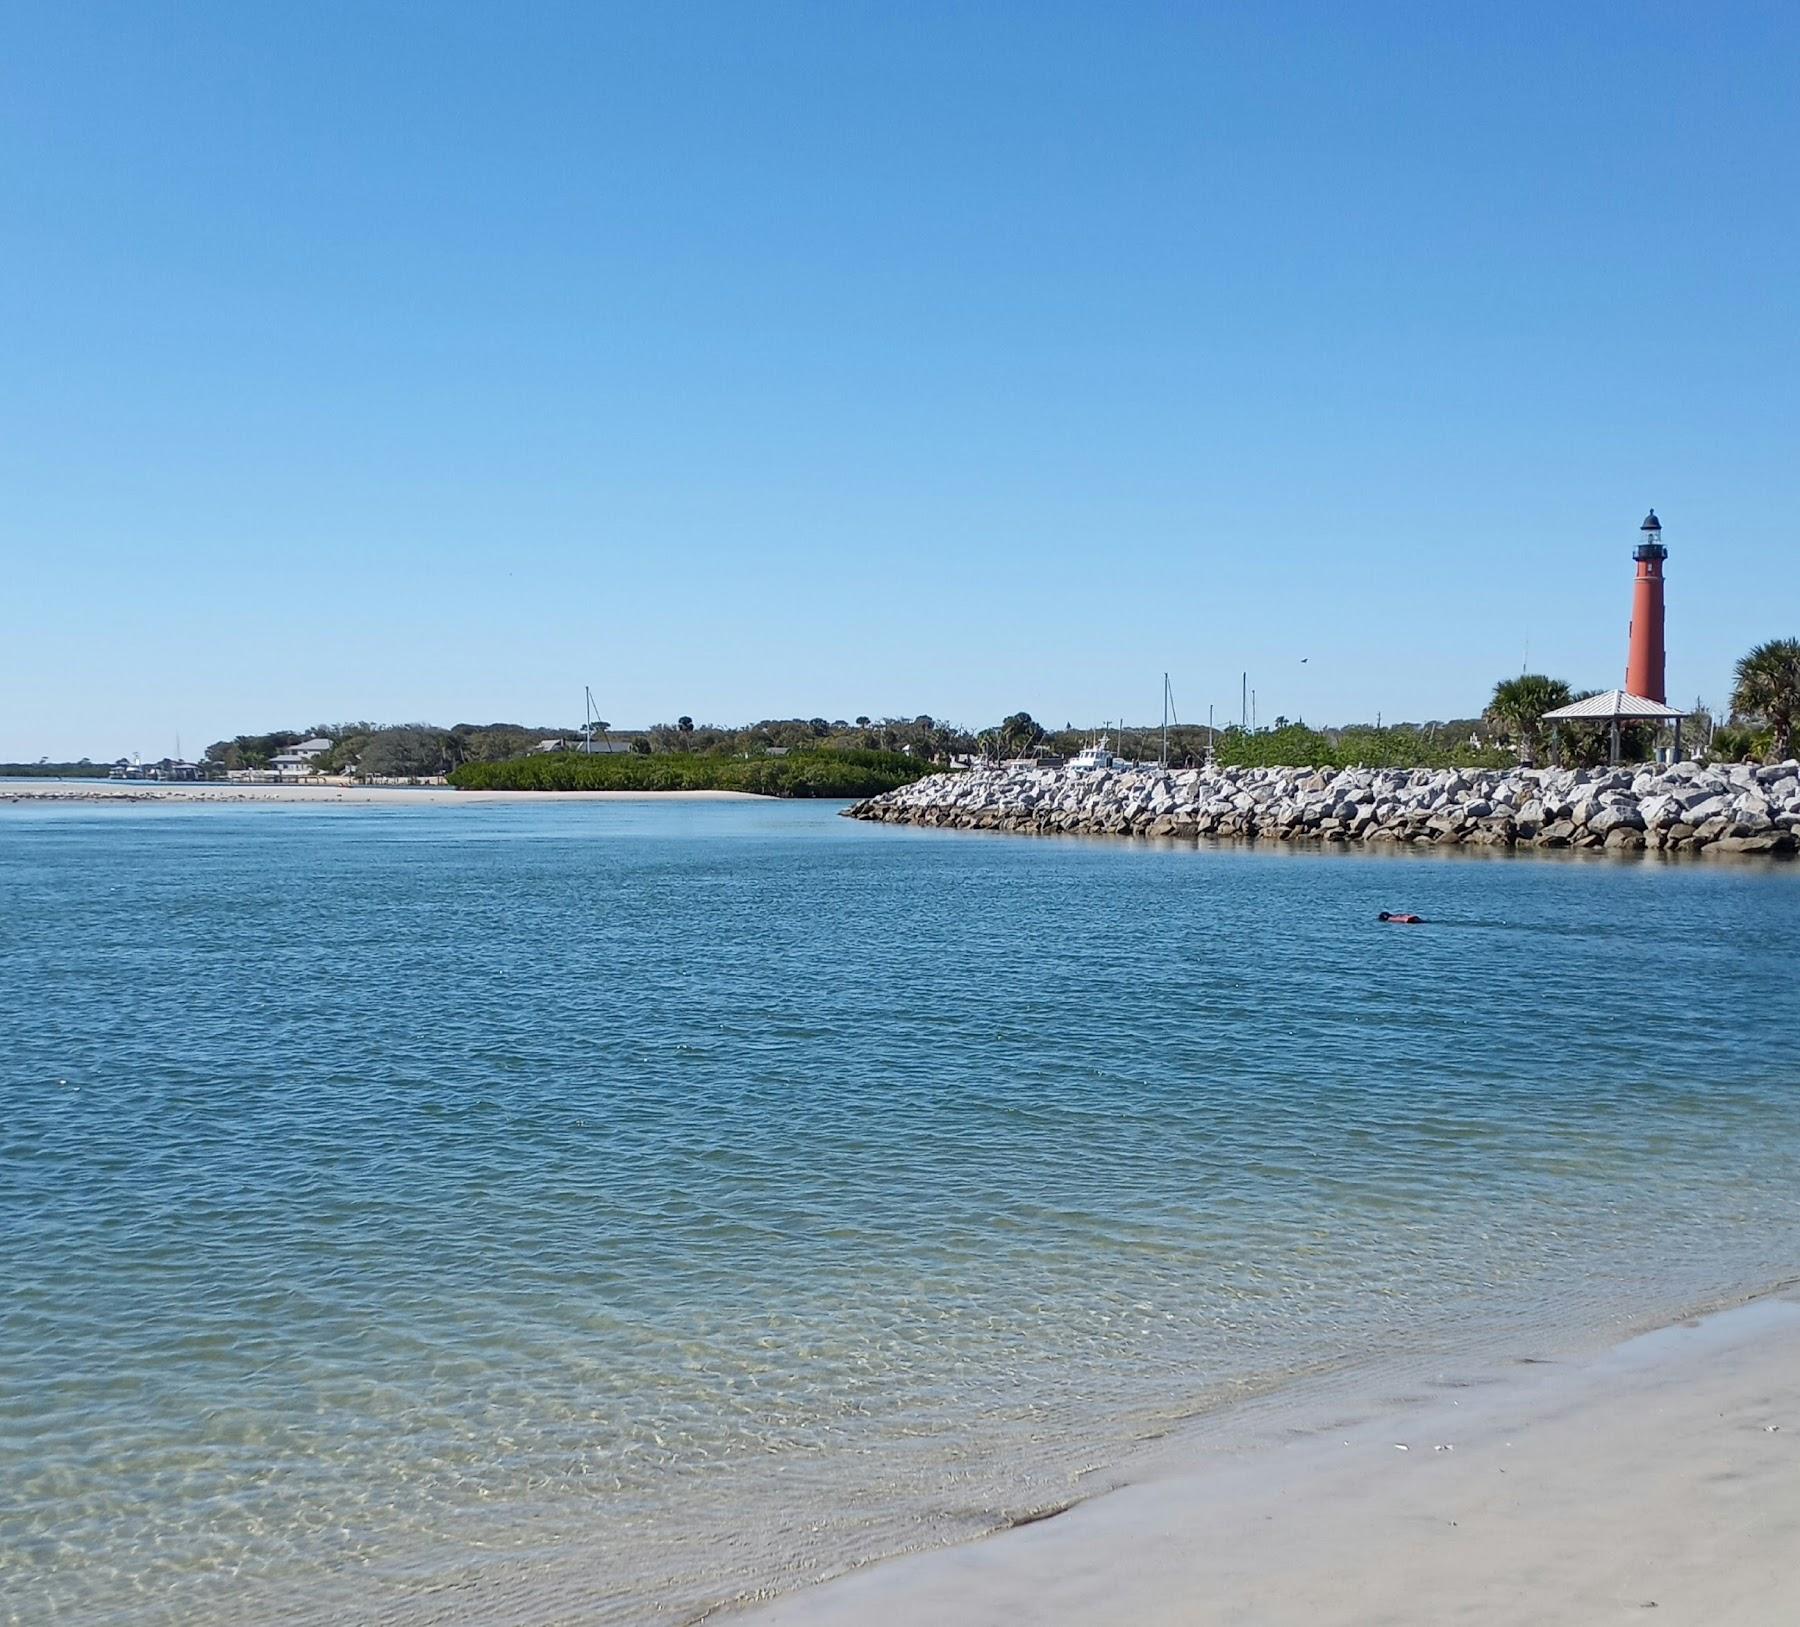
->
left=3, top=2, right=1796, bottom=759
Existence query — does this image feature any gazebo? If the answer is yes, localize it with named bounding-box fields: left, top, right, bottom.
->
left=1541, top=689, right=1688, bottom=765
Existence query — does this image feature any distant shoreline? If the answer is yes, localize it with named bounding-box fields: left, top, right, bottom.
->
left=0, top=781, right=762, bottom=805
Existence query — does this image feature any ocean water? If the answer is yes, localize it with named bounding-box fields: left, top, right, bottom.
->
left=3, top=798, right=1799, bottom=1626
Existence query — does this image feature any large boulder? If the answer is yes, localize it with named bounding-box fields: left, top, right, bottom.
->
left=1708, top=831, right=1797, bottom=855
left=1589, top=804, right=1646, bottom=836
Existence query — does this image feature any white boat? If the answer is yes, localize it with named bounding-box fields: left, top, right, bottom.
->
left=1069, top=735, right=1121, bottom=771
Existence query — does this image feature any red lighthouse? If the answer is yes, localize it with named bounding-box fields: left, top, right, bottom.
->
left=1625, top=509, right=1667, bottom=703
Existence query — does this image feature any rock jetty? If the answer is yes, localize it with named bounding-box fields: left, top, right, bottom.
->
left=846, top=761, right=1800, bottom=854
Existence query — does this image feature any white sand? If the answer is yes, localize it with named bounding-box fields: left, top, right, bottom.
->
left=0, top=781, right=759, bottom=804
left=736, top=1295, right=1800, bottom=1627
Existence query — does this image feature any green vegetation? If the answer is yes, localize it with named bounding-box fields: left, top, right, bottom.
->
left=1483, top=674, right=1660, bottom=767
left=956, top=710, right=1508, bottom=769
left=204, top=721, right=565, bottom=775
left=0, top=760, right=110, bottom=778
left=1731, top=638, right=1800, bottom=761
left=1708, top=723, right=1761, bottom=763
left=203, top=729, right=307, bottom=771
left=142, top=650, right=1799, bottom=794
left=965, top=710, right=1506, bottom=769
left=448, top=747, right=939, bottom=798
left=1484, top=674, right=1574, bottom=763
left=996, top=712, right=1047, bottom=757
left=1207, top=723, right=1512, bottom=770
left=201, top=715, right=980, bottom=775
left=636, top=715, right=972, bottom=759
left=324, top=726, right=456, bottom=778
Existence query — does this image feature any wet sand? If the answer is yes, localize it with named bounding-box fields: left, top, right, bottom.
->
left=736, top=1294, right=1800, bottom=1627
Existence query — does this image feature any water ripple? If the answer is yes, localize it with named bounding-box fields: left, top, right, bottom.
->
left=2, top=800, right=1798, bottom=1624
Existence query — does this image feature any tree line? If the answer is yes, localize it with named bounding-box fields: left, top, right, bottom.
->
left=955, top=711, right=1505, bottom=770
left=188, top=636, right=1799, bottom=784
left=204, top=722, right=568, bottom=778
left=202, top=715, right=986, bottom=775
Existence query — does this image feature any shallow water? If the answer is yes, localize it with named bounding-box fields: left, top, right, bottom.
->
left=3, top=800, right=1798, bottom=1625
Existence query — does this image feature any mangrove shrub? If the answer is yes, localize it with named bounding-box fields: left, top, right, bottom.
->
left=447, top=748, right=940, bottom=798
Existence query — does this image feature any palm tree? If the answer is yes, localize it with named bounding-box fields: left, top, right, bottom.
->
left=1731, top=638, right=1800, bottom=761
left=998, top=711, right=1044, bottom=757
left=1485, top=674, right=1573, bottom=763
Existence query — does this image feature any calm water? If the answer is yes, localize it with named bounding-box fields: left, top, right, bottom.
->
left=4, top=799, right=1799, bottom=1625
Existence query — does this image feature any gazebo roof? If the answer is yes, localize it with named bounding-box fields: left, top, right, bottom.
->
left=1541, top=689, right=1686, bottom=722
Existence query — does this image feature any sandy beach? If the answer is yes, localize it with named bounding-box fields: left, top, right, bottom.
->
left=735, top=1294, right=1800, bottom=1627
left=0, top=780, right=759, bottom=805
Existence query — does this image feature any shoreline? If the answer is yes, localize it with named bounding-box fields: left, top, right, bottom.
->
left=0, top=781, right=763, bottom=805
left=729, top=1285, right=1800, bottom=1626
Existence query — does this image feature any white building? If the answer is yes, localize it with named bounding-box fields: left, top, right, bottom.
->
left=269, top=738, right=333, bottom=780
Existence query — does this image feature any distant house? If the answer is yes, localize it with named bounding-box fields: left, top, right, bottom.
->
left=535, top=737, right=635, bottom=755
left=269, top=738, right=332, bottom=780
left=109, top=757, right=201, bottom=781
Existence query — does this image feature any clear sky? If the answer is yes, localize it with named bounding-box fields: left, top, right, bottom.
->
left=3, top=2, right=1796, bottom=760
